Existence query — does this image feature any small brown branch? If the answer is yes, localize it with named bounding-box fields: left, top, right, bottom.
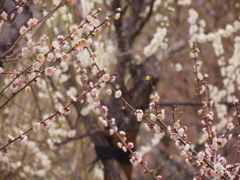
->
left=0, top=57, right=20, bottom=63
left=30, top=84, right=43, bottom=118
left=157, top=101, right=236, bottom=107
left=0, top=93, right=42, bottom=120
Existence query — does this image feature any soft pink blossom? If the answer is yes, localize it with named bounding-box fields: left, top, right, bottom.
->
left=45, top=67, right=56, bottom=76
left=20, top=26, right=28, bottom=35
left=61, top=53, right=70, bottom=62
left=227, top=122, right=234, bottom=130
left=33, top=61, right=41, bottom=71
left=27, top=18, right=38, bottom=28
left=33, top=122, right=41, bottom=132
left=102, top=74, right=110, bottom=82
left=115, top=13, right=121, bottom=20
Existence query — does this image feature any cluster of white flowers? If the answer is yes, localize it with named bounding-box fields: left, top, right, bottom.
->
left=143, top=27, right=168, bottom=57
left=178, top=0, right=191, bottom=6
left=135, top=109, right=144, bottom=121
left=80, top=0, right=95, bottom=17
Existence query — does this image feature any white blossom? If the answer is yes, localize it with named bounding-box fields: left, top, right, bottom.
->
left=33, top=122, right=41, bottom=132
left=115, top=90, right=122, bottom=98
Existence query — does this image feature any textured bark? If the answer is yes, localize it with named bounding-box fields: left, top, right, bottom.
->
left=0, top=0, right=32, bottom=63
left=97, top=0, right=161, bottom=179
left=110, top=0, right=159, bottom=132
left=64, top=1, right=160, bottom=179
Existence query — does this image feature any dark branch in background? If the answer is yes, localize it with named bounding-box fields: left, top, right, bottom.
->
left=158, top=101, right=236, bottom=107
left=73, top=102, right=129, bottom=180
left=1, top=93, right=42, bottom=120
left=0, top=0, right=33, bottom=66
left=125, top=0, right=140, bottom=19
left=0, top=0, right=6, bottom=9
left=130, top=0, right=155, bottom=44
left=60, top=60, right=128, bottom=180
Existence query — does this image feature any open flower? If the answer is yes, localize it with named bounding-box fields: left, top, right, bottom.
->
left=1, top=11, right=7, bottom=20
left=37, top=54, right=45, bottom=64
left=27, top=18, right=38, bottom=28
left=33, top=61, right=41, bottom=71
left=102, top=74, right=110, bottom=82
left=47, top=53, right=54, bottom=62
left=61, top=53, right=70, bottom=62
left=25, top=86, right=31, bottom=93
left=227, top=122, right=234, bottom=130
left=79, top=38, right=92, bottom=48
left=197, top=152, right=205, bottom=161
left=157, top=109, right=165, bottom=120
left=33, top=122, right=41, bottom=132
left=71, top=27, right=78, bottom=35
left=115, top=90, right=122, bottom=98
left=45, top=67, right=56, bottom=76
left=153, top=94, right=160, bottom=102
left=20, top=26, right=28, bottom=35
left=115, top=13, right=121, bottom=20
left=150, top=113, right=156, bottom=121
left=106, top=89, right=112, bottom=95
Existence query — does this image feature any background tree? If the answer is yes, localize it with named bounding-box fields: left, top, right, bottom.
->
left=0, top=0, right=239, bottom=180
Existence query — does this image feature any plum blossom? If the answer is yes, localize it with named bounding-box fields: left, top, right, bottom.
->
left=153, top=125, right=161, bottom=133
left=102, top=74, right=110, bottom=82
left=197, top=151, right=205, bottom=161
left=136, top=109, right=144, bottom=121
left=98, top=117, right=108, bottom=127
left=122, top=146, right=127, bottom=152
left=25, top=86, right=31, bottom=93
left=27, top=18, right=38, bottom=28
left=153, top=94, right=160, bottom=102
left=127, top=142, right=134, bottom=149
left=150, top=113, right=156, bottom=121
left=214, top=163, right=224, bottom=171
left=71, top=27, right=78, bottom=35
left=117, top=142, right=122, bottom=148
left=109, top=129, right=114, bottom=135
left=173, top=122, right=181, bottom=129
left=79, top=38, right=92, bottom=48
left=20, top=26, right=28, bottom=35
left=1, top=11, right=7, bottom=20
left=61, top=53, right=70, bottom=62
left=115, top=90, right=122, bottom=98
left=33, top=61, right=41, bottom=71
left=47, top=53, right=54, bottom=62
left=45, top=67, right=56, bottom=76
left=20, top=135, right=28, bottom=143
left=144, top=123, right=150, bottom=131
left=33, top=122, right=41, bottom=132
left=157, top=109, right=165, bottom=120
left=106, top=89, right=112, bottom=95
left=227, top=122, right=234, bottom=130
left=115, top=13, right=120, bottom=20
left=37, top=54, right=45, bottom=64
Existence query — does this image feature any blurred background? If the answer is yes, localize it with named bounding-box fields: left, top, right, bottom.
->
left=0, top=0, right=240, bottom=179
